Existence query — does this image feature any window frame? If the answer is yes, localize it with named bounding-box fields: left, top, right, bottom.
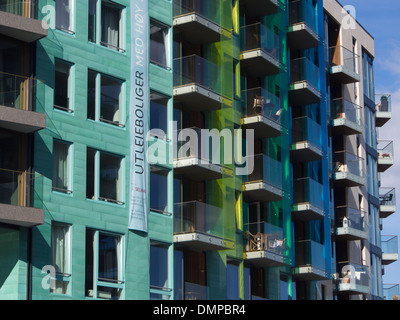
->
left=54, top=59, right=74, bottom=113
left=50, top=222, right=72, bottom=296
left=87, top=69, right=125, bottom=128
left=52, top=139, right=73, bottom=194
left=55, top=0, right=75, bottom=34
left=85, top=229, right=125, bottom=300
left=86, top=147, right=125, bottom=205
left=149, top=19, right=171, bottom=70
left=88, top=0, right=126, bottom=53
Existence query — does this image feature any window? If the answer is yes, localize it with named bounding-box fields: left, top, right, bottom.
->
left=227, top=260, right=240, bottom=300
left=362, top=50, right=375, bottom=100
left=85, top=229, right=124, bottom=299
left=88, top=0, right=125, bottom=53
left=150, top=20, right=170, bottom=69
left=53, top=140, right=72, bottom=194
left=150, top=91, right=169, bottom=138
left=51, top=222, right=71, bottom=295
left=54, top=60, right=73, bottom=112
left=150, top=166, right=169, bottom=214
left=86, top=148, right=124, bottom=205
left=55, top=0, right=74, bottom=33
left=87, top=69, right=124, bottom=127
left=150, top=241, right=171, bottom=300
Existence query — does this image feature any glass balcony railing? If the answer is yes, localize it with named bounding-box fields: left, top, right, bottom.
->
left=0, top=0, right=38, bottom=19
left=243, top=154, right=282, bottom=189
left=333, top=151, right=365, bottom=179
left=292, top=116, right=321, bottom=147
left=173, top=55, right=221, bottom=95
left=288, top=0, right=317, bottom=32
left=184, top=282, right=208, bottom=300
left=244, top=222, right=285, bottom=257
left=382, top=235, right=398, bottom=256
left=241, top=87, right=281, bottom=124
left=0, top=168, right=43, bottom=209
left=329, top=46, right=360, bottom=75
left=0, top=71, right=45, bottom=112
left=375, top=94, right=391, bottom=113
left=335, top=206, right=367, bottom=234
left=293, top=177, right=324, bottom=210
left=379, top=187, right=396, bottom=207
left=175, top=127, right=222, bottom=164
left=173, top=201, right=223, bottom=239
left=337, top=262, right=369, bottom=290
left=377, top=140, right=394, bottom=161
left=383, top=284, right=399, bottom=300
left=240, top=23, right=280, bottom=61
left=331, top=98, right=362, bottom=126
left=295, top=239, right=326, bottom=271
left=173, top=0, right=221, bottom=27
left=290, top=57, right=320, bottom=89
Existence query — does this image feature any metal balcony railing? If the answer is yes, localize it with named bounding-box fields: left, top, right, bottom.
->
left=331, top=98, right=362, bottom=126
left=333, top=151, right=365, bottom=179
left=293, top=177, right=324, bottom=209
left=173, top=0, right=221, bottom=26
left=292, top=116, right=321, bottom=146
left=378, top=140, right=394, bottom=160
left=288, top=0, right=317, bottom=32
left=290, top=57, right=320, bottom=89
left=244, top=222, right=285, bottom=257
left=329, top=46, right=360, bottom=75
left=243, top=154, right=282, bottom=189
left=335, top=206, right=367, bottom=233
left=294, top=239, right=326, bottom=271
left=375, top=94, right=391, bottom=113
left=379, top=187, right=396, bottom=207
left=382, top=235, right=398, bottom=256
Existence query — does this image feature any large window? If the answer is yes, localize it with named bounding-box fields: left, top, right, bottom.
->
left=53, top=140, right=72, bottom=194
left=51, top=222, right=71, bottom=295
left=87, top=69, right=124, bottom=127
left=150, top=166, right=169, bottom=214
left=150, top=241, right=171, bottom=300
left=88, top=0, right=125, bottom=53
left=86, top=148, right=124, bottom=205
left=150, top=20, right=170, bottom=69
left=150, top=91, right=169, bottom=138
left=55, top=0, right=74, bottom=33
left=227, top=260, right=240, bottom=300
left=54, top=59, right=73, bottom=112
left=362, top=50, right=375, bottom=101
left=85, top=229, right=124, bottom=299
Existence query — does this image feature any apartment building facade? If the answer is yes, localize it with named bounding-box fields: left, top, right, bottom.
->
left=0, top=0, right=397, bottom=300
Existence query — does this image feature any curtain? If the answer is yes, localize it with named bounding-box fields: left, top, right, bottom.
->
left=98, top=234, right=119, bottom=281
left=56, top=0, right=71, bottom=31
left=53, top=141, right=69, bottom=190
left=52, top=224, right=68, bottom=274
left=101, top=4, right=120, bottom=49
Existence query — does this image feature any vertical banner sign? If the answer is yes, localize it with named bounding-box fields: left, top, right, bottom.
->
left=128, top=0, right=149, bottom=232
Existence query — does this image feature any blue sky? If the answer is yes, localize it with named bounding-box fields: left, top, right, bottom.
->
left=341, top=0, right=400, bottom=286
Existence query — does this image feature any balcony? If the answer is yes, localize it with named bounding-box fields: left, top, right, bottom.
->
left=379, top=188, right=396, bottom=218
left=240, top=0, right=279, bottom=17
left=383, top=284, right=399, bottom=300
left=335, top=206, right=368, bottom=241
left=174, top=127, right=223, bottom=181
left=244, top=222, right=291, bottom=267
left=377, top=140, right=394, bottom=173
left=290, top=116, right=323, bottom=163
left=0, top=168, right=44, bottom=227
left=173, top=0, right=221, bottom=45
left=242, top=154, right=282, bottom=202
left=336, top=262, right=370, bottom=295
left=293, top=239, right=328, bottom=281
left=332, top=151, right=365, bottom=187
left=240, top=23, right=280, bottom=78
left=375, top=94, right=392, bottom=127
left=328, top=46, right=360, bottom=84
left=381, top=236, right=399, bottom=265
left=240, top=87, right=281, bottom=139
left=289, top=57, right=321, bottom=106
left=0, top=0, right=47, bottom=42
left=287, top=0, right=319, bottom=49
left=0, top=72, right=46, bottom=133
left=173, top=55, right=230, bottom=113
left=292, top=177, right=325, bottom=221
left=173, top=201, right=230, bottom=251
left=331, top=98, right=363, bottom=136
